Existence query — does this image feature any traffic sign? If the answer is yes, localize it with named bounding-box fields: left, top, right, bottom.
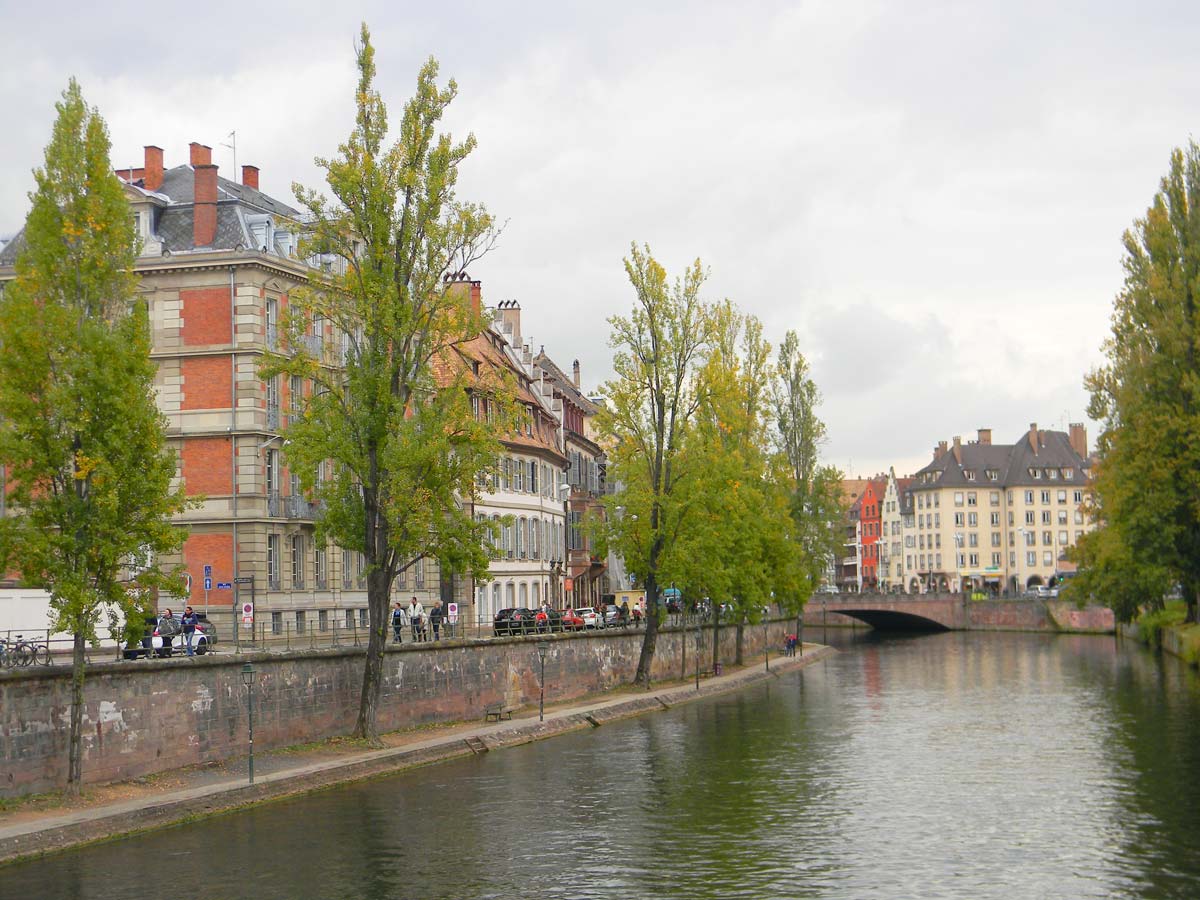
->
left=183, top=573, right=193, bottom=593
left=203, top=564, right=212, bottom=578
left=204, top=577, right=212, bottom=591
left=447, top=602, right=459, bottom=624
left=234, top=576, right=253, bottom=584
left=241, top=601, right=254, bottom=628
left=216, top=582, right=232, bottom=590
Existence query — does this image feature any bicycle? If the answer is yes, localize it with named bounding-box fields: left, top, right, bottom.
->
left=20, top=637, right=52, bottom=667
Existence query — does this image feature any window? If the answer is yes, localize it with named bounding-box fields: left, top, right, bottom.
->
left=318, top=609, right=329, bottom=632
left=1059, top=530, right=1069, bottom=546
left=968, top=553, right=979, bottom=567
left=268, top=534, right=281, bottom=589
left=968, top=513, right=978, bottom=527
left=1026, top=551, right=1037, bottom=566
left=1073, top=490, right=1083, bottom=503
left=271, top=611, right=282, bottom=635
left=987, top=470, right=999, bottom=482
left=990, top=512, right=1001, bottom=526
left=920, top=554, right=926, bottom=569
left=514, top=459, right=524, bottom=492
left=516, top=518, right=526, bottom=558
left=1057, top=510, right=1068, bottom=525
left=1042, top=511, right=1052, bottom=525
left=415, top=557, right=425, bottom=589
left=990, top=491, right=1000, bottom=506
left=1032, top=469, right=1043, bottom=479
left=1008, top=511, right=1014, bottom=526
left=954, top=492, right=964, bottom=506
left=1025, top=511, right=1035, bottom=525
left=934, top=513, right=940, bottom=527
left=519, top=583, right=528, bottom=605
left=1064, top=468, right=1074, bottom=480
left=968, top=533, right=978, bottom=548
left=295, top=610, right=306, bottom=634
left=954, top=512, right=965, bottom=526
left=397, top=567, right=406, bottom=590
left=1041, top=490, right=1051, bottom=504
left=346, top=609, right=355, bottom=630
left=1042, top=531, right=1052, bottom=546
left=935, top=534, right=942, bottom=549
left=934, top=494, right=939, bottom=507
left=289, top=375, right=303, bottom=425
left=315, top=547, right=326, bottom=589
left=1057, top=490, right=1067, bottom=503
left=1009, top=552, right=1016, bottom=566
left=1043, top=551, right=1053, bottom=566
left=1048, top=468, right=1058, bottom=480
left=266, top=376, right=280, bottom=428
left=967, top=492, right=977, bottom=506
left=965, top=470, right=976, bottom=482
left=532, top=583, right=540, bottom=606
left=991, top=532, right=1001, bottom=547
left=529, top=460, right=538, bottom=494
left=359, top=608, right=368, bottom=628
left=992, top=553, right=1002, bottom=566
left=919, top=535, right=926, bottom=550
left=266, top=298, right=278, bottom=349
left=1074, top=510, right=1084, bottom=525
left=935, top=553, right=942, bottom=568
left=291, top=534, right=305, bottom=589
left=1024, top=531, right=1035, bottom=547
left=342, top=549, right=352, bottom=589
left=1025, top=490, right=1035, bottom=504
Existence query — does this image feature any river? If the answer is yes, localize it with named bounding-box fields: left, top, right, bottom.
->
left=3, top=630, right=1199, bottom=899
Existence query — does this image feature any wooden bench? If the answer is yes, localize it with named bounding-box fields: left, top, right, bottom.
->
left=484, top=701, right=513, bottom=722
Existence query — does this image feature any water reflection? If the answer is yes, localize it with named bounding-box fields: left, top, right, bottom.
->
left=4, top=631, right=1200, bottom=899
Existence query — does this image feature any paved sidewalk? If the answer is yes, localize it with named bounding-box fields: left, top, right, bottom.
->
left=0, top=644, right=834, bottom=866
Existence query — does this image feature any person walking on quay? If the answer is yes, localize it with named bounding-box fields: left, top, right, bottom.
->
left=409, top=597, right=425, bottom=642
left=430, top=600, right=444, bottom=641
left=157, top=607, right=180, bottom=653
left=392, top=601, right=408, bottom=643
left=180, top=606, right=199, bottom=656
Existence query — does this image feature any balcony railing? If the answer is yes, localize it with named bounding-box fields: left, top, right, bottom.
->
left=285, top=495, right=319, bottom=519
left=267, top=491, right=281, bottom=517
left=267, top=405, right=280, bottom=429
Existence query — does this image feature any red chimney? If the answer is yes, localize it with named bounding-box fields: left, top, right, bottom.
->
left=1028, top=422, right=1039, bottom=454
left=1068, top=423, right=1088, bottom=459
left=144, top=145, right=164, bottom=191
left=193, top=164, right=218, bottom=247
left=189, top=142, right=212, bottom=166
left=242, top=165, right=259, bottom=190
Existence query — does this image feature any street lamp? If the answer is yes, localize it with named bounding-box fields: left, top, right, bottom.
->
left=241, top=662, right=257, bottom=784
left=695, top=621, right=702, bottom=690
left=537, top=640, right=548, bottom=722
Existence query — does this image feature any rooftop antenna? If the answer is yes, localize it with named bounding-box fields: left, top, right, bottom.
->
left=221, top=130, right=237, bottom=183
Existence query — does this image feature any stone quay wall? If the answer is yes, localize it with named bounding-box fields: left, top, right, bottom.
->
left=0, top=620, right=791, bottom=799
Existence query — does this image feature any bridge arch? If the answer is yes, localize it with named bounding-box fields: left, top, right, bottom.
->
left=828, top=608, right=950, bottom=631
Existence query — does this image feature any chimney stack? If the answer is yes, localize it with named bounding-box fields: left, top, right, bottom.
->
left=242, top=165, right=259, bottom=190
left=498, top=299, right=522, bottom=348
left=1068, top=422, right=1088, bottom=459
left=144, top=145, right=164, bottom=191
left=1029, top=422, right=1039, bottom=454
left=977, top=427, right=991, bottom=446
left=572, top=360, right=581, bottom=389
left=444, top=272, right=482, bottom=317
left=193, top=163, right=218, bottom=247
left=952, top=435, right=962, bottom=464
left=189, top=142, right=212, bottom=167
left=934, top=440, right=948, bottom=461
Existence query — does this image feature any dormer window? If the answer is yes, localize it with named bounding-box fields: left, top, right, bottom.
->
left=965, top=470, right=976, bottom=481
left=1031, top=468, right=1042, bottom=479
left=1048, top=469, right=1058, bottom=480
left=1064, top=469, right=1074, bottom=480
left=986, top=469, right=998, bottom=481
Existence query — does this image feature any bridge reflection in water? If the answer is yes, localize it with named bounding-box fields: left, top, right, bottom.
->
left=806, top=593, right=1115, bottom=633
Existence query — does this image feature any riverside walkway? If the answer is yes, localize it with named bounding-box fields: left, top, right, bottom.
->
left=0, top=644, right=835, bottom=866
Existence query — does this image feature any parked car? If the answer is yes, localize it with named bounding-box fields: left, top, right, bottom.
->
left=123, top=614, right=218, bottom=659
left=557, top=609, right=585, bottom=631
left=574, top=607, right=601, bottom=629
left=534, top=608, right=563, bottom=633
left=493, top=607, right=538, bottom=636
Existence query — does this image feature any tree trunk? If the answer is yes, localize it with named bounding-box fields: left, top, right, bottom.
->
left=634, top=550, right=664, bottom=686
left=352, top=565, right=391, bottom=744
left=735, top=619, right=744, bottom=666
left=67, top=630, right=86, bottom=794
left=1186, top=582, right=1199, bottom=625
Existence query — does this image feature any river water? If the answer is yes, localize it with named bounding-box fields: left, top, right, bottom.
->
left=4, top=630, right=1200, bottom=899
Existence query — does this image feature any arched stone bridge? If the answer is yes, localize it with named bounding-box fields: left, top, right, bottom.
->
left=803, top=594, right=1115, bottom=633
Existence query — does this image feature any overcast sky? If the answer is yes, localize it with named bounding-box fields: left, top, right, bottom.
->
left=2, top=0, right=1197, bottom=477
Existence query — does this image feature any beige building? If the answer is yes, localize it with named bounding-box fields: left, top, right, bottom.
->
left=910, top=424, right=1093, bottom=595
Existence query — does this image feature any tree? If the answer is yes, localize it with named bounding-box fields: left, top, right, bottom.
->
left=1082, top=141, right=1200, bottom=624
left=0, top=80, right=190, bottom=792
left=261, top=26, right=504, bottom=742
left=599, top=244, right=712, bottom=685
left=771, top=330, right=843, bottom=630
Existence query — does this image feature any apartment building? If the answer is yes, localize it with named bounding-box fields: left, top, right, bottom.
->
left=880, top=468, right=914, bottom=591
left=532, top=351, right=609, bottom=609
left=910, top=424, right=1093, bottom=594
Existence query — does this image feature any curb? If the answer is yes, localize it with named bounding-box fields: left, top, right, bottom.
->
left=0, top=645, right=834, bottom=867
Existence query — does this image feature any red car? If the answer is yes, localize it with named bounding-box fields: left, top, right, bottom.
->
left=558, top=609, right=585, bottom=631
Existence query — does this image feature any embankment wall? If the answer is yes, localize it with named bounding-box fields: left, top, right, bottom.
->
left=0, top=621, right=789, bottom=798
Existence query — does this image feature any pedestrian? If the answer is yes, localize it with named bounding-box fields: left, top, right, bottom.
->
left=621, top=600, right=631, bottom=625
left=392, top=601, right=408, bottom=643
left=180, top=606, right=199, bottom=656
left=430, top=600, right=444, bottom=641
left=409, top=596, right=425, bottom=642
left=157, top=608, right=180, bottom=656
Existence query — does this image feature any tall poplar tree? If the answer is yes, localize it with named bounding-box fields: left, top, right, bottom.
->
left=1080, top=141, right=1200, bottom=624
left=599, top=244, right=712, bottom=685
left=771, top=331, right=843, bottom=623
left=262, top=26, right=505, bottom=742
left=0, top=80, right=189, bottom=791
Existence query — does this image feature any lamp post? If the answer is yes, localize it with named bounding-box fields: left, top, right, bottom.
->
left=764, top=616, right=769, bottom=671
left=695, top=621, right=701, bottom=690
left=537, top=640, right=548, bottom=722
left=241, top=662, right=257, bottom=784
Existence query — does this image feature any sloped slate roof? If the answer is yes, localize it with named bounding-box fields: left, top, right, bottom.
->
left=913, top=430, right=1088, bottom=490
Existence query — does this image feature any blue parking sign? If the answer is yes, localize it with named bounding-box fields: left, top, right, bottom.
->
left=204, top=577, right=212, bottom=591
